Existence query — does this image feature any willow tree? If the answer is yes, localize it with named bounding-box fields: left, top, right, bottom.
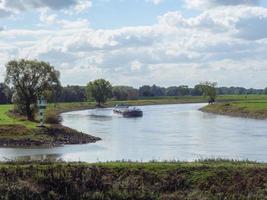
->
left=200, top=81, right=217, bottom=104
left=86, top=79, right=112, bottom=106
left=5, top=59, right=60, bottom=120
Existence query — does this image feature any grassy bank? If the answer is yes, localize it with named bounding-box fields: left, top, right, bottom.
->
left=0, top=103, right=101, bottom=147
left=1, top=160, right=267, bottom=199
left=1, top=95, right=265, bottom=126
left=201, top=100, right=267, bottom=119
left=47, top=94, right=267, bottom=115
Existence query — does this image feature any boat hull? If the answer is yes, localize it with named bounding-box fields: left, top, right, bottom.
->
left=122, top=110, right=143, bottom=118
left=113, top=109, right=143, bottom=118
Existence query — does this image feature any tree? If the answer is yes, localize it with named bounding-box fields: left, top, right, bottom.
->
left=199, top=82, right=217, bottom=103
left=86, top=79, right=112, bottom=106
left=5, top=59, right=60, bottom=120
left=0, top=83, right=12, bottom=104
left=112, top=86, right=138, bottom=100
left=139, top=85, right=152, bottom=97
left=177, top=85, right=189, bottom=96
left=56, top=85, right=86, bottom=102
left=190, top=84, right=203, bottom=96
left=166, top=86, right=179, bottom=96
left=151, top=85, right=166, bottom=96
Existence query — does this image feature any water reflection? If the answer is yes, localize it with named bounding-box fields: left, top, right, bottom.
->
left=13, top=154, right=62, bottom=162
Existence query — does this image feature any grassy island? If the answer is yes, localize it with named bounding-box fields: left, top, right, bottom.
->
left=1, top=160, right=267, bottom=199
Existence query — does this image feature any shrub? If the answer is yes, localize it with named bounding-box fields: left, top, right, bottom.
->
left=45, top=111, right=62, bottom=124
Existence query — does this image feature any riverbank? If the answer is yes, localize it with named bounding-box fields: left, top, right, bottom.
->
left=1, top=159, right=267, bottom=199
left=1, top=96, right=211, bottom=146
left=0, top=104, right=100, bottom=147
left=201, top=101, right=267, bottom=120
left=1, top=95, right=266, bottom=147
left=0, top=124, right=100, bottom=147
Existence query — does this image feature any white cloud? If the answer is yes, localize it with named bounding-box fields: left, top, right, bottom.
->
left=186, top=0, right=261, bottom=9
left=74, top=0, right=92, bottom=13
left=0, top=0, right=92, bottom=17
left=130, top=60, right=142, bottom=71
left=1, top=0, right=78, bottom=10
left=39, top=10, right=57, bottom=24
left=0, top=3, right=267, bottom=87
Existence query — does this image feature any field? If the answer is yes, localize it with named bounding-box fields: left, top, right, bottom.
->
left=1, top=160, right=267, bottom=199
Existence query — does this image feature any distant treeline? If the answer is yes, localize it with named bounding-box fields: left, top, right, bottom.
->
left=0, top=82, right=266, bottom=104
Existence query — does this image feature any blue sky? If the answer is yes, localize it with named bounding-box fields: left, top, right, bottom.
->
left=2, top=0, right=192, bottom=29
left=0, top=0, right=267, bottom=88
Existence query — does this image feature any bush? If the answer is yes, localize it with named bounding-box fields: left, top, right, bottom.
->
left=45, top=111, right=62, bottom=124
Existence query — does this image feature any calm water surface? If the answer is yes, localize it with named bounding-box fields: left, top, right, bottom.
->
left=1, top=103, right=267, bottom=162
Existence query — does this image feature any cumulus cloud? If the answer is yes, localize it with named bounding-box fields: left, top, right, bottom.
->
left=0, top=8, right=11, bottom=17
left=0, top=0, right=91, bottom=18
left=186, top=0, right=261, bottom=9
left=39, top=10, right=57, bottom=24
left=0, top=2, right=267, bottom=87
left=74, top=0, right=92, bottom=13
left=2, top=0, right=78, bottom=10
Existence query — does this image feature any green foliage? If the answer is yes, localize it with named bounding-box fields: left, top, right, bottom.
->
left=112, top=86, right=138, bottom=100
left=0, top=83, right=12, bottom=104
left=199, top=81, right=217, bottom=102
left=5, top=59, right=60, bottom=120
left=45, top=110, right=62, bottom=124
left=55, top=85, right=86, bottom=103
left=86, top=79, right=112, bottom=106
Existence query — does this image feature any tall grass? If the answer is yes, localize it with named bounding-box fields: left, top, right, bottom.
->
left=0, top=160, right=267, bottom=199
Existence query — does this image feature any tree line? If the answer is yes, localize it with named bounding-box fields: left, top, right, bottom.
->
left=1, top=81, right=266, bottom=104
left=0, top=59, right=266, bottom=120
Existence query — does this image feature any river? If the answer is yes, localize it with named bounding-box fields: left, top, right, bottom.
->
left=1, top=103, right=267, bottom=162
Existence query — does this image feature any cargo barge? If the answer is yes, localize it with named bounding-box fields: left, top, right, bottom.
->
left=113, top=105, right=143, bottom=118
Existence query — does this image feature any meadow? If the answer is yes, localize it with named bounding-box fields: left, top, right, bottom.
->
left=202, top=95, right=267, bottom=119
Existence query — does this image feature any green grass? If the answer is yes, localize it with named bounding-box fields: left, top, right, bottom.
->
left=1, top=160, right=267, bottom=199
left=232, top=101, right=267, bottom=111
left=202, top=97, right=267, bottom=119
left=0, top=105, right=37, bottom=128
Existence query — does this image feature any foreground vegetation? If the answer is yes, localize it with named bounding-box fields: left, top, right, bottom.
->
left=0, top=160, right=267, bottom=199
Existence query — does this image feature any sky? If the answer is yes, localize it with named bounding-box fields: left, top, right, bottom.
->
left=0, top=0, right=267, bottom=88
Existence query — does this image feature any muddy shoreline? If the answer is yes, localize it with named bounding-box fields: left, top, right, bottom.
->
left=0, top=124, right=101, bottom=148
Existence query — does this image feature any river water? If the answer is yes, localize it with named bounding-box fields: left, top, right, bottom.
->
left=1, top=103, right=267, bottom=162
